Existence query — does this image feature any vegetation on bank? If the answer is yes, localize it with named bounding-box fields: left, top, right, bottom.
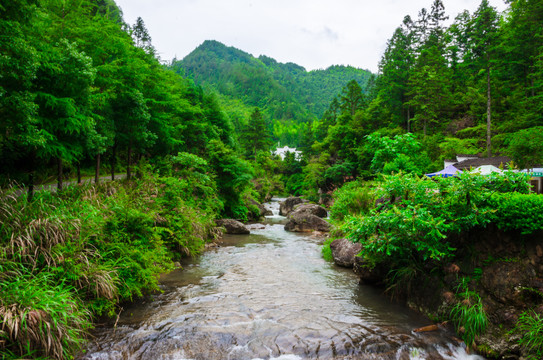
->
left=0, top=154, right=229, bottom=358
left=325, top=170, right=543, bottom=357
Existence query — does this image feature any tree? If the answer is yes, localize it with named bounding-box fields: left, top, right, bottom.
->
left=241, top=108, right=272, bottom=159
left=0, top=0, right=41, bottom=185
left=366, top=133, right=430, bottom=174
left=33, top=39, right=96, bottom=189
left=131, top=17, right=155, bottom=56
left=508, top=126, right=543, bottom=170
left=340, top=80, right=366, bottom=117
left=470, top=0, right=500, bottom=156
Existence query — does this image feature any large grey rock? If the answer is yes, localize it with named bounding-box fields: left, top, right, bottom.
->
left=284, top=212, right=331, bottom=232
left=330, top=238, right=362, bottom=268
left=279, top=197, right=303, bottom=216
left=353, top=256, right=386, bottom=285
left=215, top=219, right=250, bottom=234
left=292, top=203, right=327, bottom=218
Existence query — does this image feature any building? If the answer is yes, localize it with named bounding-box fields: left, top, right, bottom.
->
left=272, top=146, right=302, bottom=161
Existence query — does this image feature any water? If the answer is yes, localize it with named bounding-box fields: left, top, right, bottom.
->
left=80, top=200, right=483, bottom=360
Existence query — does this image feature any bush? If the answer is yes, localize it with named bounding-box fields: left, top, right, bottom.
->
left=0, top=159, right=224, bottom=358
left=329, top=180, right=376, bottom=222
left=488, top=192, right=543, bottom=234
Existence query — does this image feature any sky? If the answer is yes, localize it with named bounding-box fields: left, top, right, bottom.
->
left=115, top=0, right=509, bottom=73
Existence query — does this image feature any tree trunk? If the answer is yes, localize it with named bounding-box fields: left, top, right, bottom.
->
left=95, top=153, right=100, bottom=184
left=77, top=163, right=81, bottom=184
left=27, top=172, right=34, bottom=202
left=486, top=66, right=492, bottom=157
left=111, top=144, right=116, bottom=181
left=127, top=141, right=132, bottom=181
left=423, top=119, right=427, bottom=137
left=57, top=157, right=63, bottom=191
left=407, top=106, right=411, bottom=133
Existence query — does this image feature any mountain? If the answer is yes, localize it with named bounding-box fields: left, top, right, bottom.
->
left=169, top=40, right=372, bottom=145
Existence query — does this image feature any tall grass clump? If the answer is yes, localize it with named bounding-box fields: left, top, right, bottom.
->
left=449, top=279, right=488, bottom=348
left=0, top=269, right=91, bottom=359
left=512, top=310, right=543, bottom=359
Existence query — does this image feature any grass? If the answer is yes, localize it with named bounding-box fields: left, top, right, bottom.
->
left=513, top=310, right=543, bottom=359
left=449, top=278, right=488, bottom=348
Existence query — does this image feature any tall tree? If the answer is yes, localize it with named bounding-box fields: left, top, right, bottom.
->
left=340, top=80, right=366, bottom=117
left=242, top=108, right=271, bottom=159
left=131, top=17, right=155, bottom=56
left=471, top=0, right=500, bottom=156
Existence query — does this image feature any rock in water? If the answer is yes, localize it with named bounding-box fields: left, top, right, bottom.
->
left=291, top=203, right=327, bottom=218
left=279, top=197, right=303, bottom=216
left=284, top=212, right=331, bottom=232
left=215, top=219, right=250, bottom=234
left=330, top=238, right=362, bottom=268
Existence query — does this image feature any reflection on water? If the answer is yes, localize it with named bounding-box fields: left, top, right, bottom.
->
left=80, top=201, right=483, bottom=360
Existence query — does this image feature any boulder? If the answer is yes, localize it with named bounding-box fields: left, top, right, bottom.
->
left=215, top=219, right=250, bottom=234
left=330, top=238, right=362, bottom=268
left=291, top=203, right=327, bottom=218
left=284, top=211, right=331, bottom=232
left=279, top=197, right=303, bottom=216
left=353, top=257, right=387, bottom=285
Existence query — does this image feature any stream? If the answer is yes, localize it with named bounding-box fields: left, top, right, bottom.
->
left=80, top=199, right=483, bottom=360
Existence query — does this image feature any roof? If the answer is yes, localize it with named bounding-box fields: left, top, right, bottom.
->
left=453, top=156, right=512, bottom=171
left=426, top=165, right=462, bottom=178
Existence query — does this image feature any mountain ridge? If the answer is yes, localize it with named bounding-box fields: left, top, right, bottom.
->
left=169, top=40, right=373, bottom=145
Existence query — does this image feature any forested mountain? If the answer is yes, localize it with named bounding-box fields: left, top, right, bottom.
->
left=170, top=40, right=372, bottom=146
left=284, top=0, right=543, bottom=201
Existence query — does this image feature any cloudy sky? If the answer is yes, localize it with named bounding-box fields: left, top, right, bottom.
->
left=115, top=0, right=508, bottom=73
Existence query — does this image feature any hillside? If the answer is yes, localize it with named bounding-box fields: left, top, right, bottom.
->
left=169, top=40, right=372, bottom=145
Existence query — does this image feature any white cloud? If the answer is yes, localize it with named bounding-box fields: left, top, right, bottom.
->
left=116, top=0, right=508, bottom=72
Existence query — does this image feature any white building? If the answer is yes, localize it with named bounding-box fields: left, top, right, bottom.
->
left=272, top=146, right=302, bottom=161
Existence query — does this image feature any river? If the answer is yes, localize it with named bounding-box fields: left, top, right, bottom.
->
left=80, top=200, right=483, bottom=360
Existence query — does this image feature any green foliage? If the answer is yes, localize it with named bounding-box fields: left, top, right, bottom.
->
left=321, top=238, right=334, bottom=262
left=329, top=180, right=376, bottom=222
left=450, top=279, right=488, bottom=347
left=207, top=139, right=254, bottom=219
left=507, top=127, right=543, bottom=170
left=512, top=310, right=543, bottom=360
left=366, top=133, right=430, bottom=175
left=488, top=192, right=543, bottom=234
left=0, top=158, right=222, bottom=358
left=339, top=171, right=535, bottom=270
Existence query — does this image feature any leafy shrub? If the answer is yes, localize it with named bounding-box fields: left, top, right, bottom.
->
left=321, top=238, right=334, bottom=262
left=329, top=180, right=376, bottom=222
left=488, top=192, right=543, bottom=234
left=339, top=171, right=537, bottom=270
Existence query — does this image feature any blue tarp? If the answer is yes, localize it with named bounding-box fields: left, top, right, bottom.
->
left=425, top=165, right=461, bottom=178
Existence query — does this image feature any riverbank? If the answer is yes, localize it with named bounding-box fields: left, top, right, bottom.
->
left=326, top=173, right=543, bottom=360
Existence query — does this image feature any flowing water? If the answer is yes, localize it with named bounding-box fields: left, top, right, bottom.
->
left=80, top=199, right=483, bottom=360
